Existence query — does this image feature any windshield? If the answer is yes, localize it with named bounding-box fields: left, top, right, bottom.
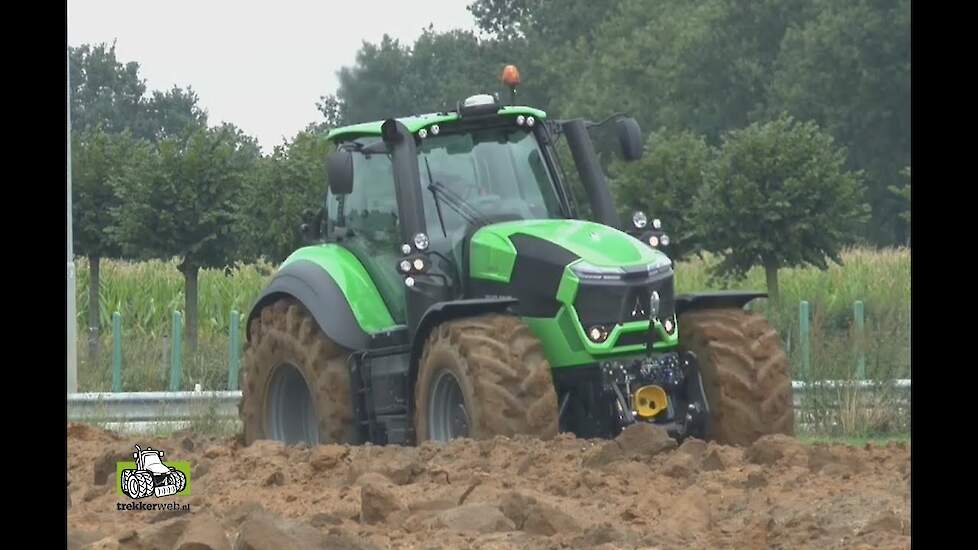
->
left=418, top=127, right=562, bottom=237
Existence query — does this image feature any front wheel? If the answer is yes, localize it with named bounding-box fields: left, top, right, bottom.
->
left=414, top=314, right=559, bottom=442
left=679, top=308, right=794, bottom=446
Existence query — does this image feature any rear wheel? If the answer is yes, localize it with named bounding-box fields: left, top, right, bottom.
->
left=678, top=308, right=794, bottom=446
left=414, top=314, right=559, bottom=442
left=240, top=298, right=360, bottom=446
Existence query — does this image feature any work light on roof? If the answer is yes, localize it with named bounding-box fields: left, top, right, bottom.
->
left=463, top=94, right=496, bottom=108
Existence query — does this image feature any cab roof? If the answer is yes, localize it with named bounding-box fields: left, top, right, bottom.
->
left=326, top=106, right=547, bottom=142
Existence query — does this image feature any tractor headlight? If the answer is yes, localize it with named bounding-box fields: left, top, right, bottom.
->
left=516, top=115, right=526, bottom=126
left=570, top=261, right=624, bottom=281
left=404, top=276, right=416, bottom=288
left=526, top=116, right=535, bottom=127
left=663, top=317, right=675, bottom=334
left=413, top=232, right=429, bottom=251
left=588, top=325, right=609, bottom=343
left=430, top=124, right=440, bottom=135
left=413, top=258, right=425, bottom=271
left=418, top=128, right=428, bottom=139
left=660, top=234, right=670, bottom=246
left=632, top=211, right=647, bottom=229
left=399, top=260, right=412, bottom=273
left=401, top=243, right=412, bottom=255
left=652, top=218, right=662, bottom=229
left=648, top=235, right=659, bottom=248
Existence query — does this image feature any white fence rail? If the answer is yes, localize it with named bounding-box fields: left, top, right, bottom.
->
left=67, top=380, right=910, bottom=434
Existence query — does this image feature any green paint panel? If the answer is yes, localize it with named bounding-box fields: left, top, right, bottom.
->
left=468, top=221, right=677, bottom=367
left=470, top=219, right=669, bottom=271
left=525, top=311, right=678, bottom=369
left=468, top=230, right=517, bottom=283
left=327, top=106, right=548, bottom=142
left=282, top=245, right=397, bottom=333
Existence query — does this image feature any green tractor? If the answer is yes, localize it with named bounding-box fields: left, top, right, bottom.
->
left=239, top=90, right=793, bottom=448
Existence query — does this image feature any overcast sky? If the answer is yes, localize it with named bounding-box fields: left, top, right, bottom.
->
left=68, top=1, right=478, bottom=151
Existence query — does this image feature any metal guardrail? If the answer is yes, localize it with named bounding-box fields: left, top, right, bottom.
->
left=68, top=390, right=241, bottom=432
left=67, top=380, right=910, bottom=433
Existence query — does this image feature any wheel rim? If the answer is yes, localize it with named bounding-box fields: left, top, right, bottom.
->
left=428, top=369, right=470, bottom=441
left=128, top=477, right=139, bottom=496
left=265, top=363, right=319, bottom=445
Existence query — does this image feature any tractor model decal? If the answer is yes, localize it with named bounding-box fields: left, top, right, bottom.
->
left=119, top=445, right=188, bottom=499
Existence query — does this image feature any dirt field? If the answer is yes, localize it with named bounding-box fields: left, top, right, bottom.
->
left=67, top=423, right=910, bottom=549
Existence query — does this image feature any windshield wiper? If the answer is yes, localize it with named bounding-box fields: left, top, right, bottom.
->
left=423, top=157, right=487, bottom=230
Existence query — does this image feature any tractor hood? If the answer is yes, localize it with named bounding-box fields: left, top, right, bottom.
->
left=468, top=219, right=669, bottom=284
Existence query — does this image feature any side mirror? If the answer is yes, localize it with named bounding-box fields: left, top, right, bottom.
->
left=327, top=150, right=354, bottom=195
left=616, top=117, right=643, bottom=161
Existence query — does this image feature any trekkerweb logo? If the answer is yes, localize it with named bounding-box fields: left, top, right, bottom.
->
left=116, top=444, right=191, bottom=499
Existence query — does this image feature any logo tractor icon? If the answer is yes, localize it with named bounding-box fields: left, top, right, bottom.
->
left=120, top=445, right=187, bottom=499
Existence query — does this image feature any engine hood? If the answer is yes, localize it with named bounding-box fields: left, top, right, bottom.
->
left=470, top=219, right=669, bottom=281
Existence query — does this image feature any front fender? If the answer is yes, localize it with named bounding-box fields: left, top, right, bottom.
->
left=675, top=291, right=768, bottom=317
left=247, top=260, right=371, bottom=350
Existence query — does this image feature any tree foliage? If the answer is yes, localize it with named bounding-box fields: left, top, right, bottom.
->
left=692, top=115, right=869, bottom=301
left=113, top=124, right=259, bottom=349
left=237, top=130, right=332, bottom=263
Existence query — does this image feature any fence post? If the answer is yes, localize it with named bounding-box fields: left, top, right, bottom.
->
left=169, top=311, right=183, bottom=391
left=111, top=312, right=122, bottom=392
left=228, top=310, right=240, bottom=390
left=799, top=301, right=810, bottom=380
left=854, top=301, right=866, bottom=379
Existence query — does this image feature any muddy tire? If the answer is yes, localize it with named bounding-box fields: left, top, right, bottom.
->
left=239, top=298, right=359, bottom=446
left=678, top=308, right=794, bottom=446
left=414, top=313, right=559, bottom=442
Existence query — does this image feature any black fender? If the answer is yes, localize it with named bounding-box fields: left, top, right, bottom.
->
left=406, top=298, right=518, bottom=422
left=675, top=291, right=768, bottom=317
left=246, top=260, right=369, bottom=351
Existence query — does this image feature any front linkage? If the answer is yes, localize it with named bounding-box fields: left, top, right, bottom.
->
left=597, top=350, right=709, bottom=440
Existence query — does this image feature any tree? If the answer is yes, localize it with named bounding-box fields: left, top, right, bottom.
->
left=114, top=124, right=260, bottom=352
left=143, top=86, right=209, bottom=141
left=237, top=130, right=331, bottom=263
left=69, top=42, right=148, bottom=138
left=315, top=94, right=344, bottom=129
left=72, top=128, right=153, bottom=357
left=889, top=166, right=910, bottom=241
left=553, top=0, right=817, bottom=135
left=768, top=0, right=910, bottom=246
left=333, top=35, right=417, bottom=124
left=692, top=115, right=869, bottom=303
left=70, top=41, right=155, bottom=358
left=332, top=27, right=550, bottom=126
left=609, top=129, right=715, bottom=260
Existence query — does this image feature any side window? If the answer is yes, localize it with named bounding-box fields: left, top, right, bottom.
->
left=328, top=152, right=407, bottom=325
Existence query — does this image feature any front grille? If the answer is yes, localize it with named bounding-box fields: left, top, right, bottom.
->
left=574, top=269, right=675, bottom=327
left=616, top=330, right=650, bottom=347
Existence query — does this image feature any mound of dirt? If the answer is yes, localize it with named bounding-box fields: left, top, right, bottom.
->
left=68, top=423, right=910, bottom=549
